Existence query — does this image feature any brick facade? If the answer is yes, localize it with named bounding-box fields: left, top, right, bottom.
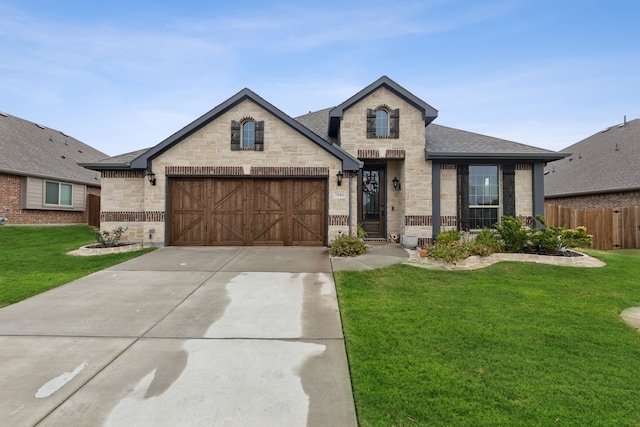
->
left=546, top=190, right=640, bottom=210
left=0, top=172, right=100, bottom=225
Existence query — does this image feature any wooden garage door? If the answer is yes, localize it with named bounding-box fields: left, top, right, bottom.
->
left=169, top=178, right=327, bottom=246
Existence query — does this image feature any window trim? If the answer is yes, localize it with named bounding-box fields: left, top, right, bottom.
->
left=467, top=165, right=501, bottom=230
left=44, top=181, right=73, bottom=207
left=241, top=120, right=256, bottom=149
left=375, top=109, right=389, bottom=137
left=231, top=118, right=264, bottom=151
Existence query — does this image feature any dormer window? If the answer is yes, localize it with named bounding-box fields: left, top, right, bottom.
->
left=367, top=106, right=400, bottom=139
left=231, top=118, right=265, bottom=151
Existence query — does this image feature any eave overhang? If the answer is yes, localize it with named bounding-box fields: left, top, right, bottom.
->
left=425, top=151, right=570, bottom=162
left=329, top=76, right=438, bottom=138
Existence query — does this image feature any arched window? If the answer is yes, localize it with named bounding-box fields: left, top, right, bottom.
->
left=242, top=120, right=255, bottom=149
left=375, top=109, right=389, bottom=137
left=367, top=107, right=399, bottom=139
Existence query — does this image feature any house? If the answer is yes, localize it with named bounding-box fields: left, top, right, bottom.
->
left=82, top=76, right=565, bottom=247
left=544, top=117, right=640, bottom=249
left=545, top=117, right=640, bottom=209
left=0, top=112, right=106, bottom=225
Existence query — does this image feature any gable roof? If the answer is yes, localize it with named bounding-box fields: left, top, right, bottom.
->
left=83, top=89, right=361, bottom=172
left=328, top=75, right=438, bottom=138
left=299, top=108, right=565, bottom=162
left=425, top=124, right=567, bottom=161
left=0, top=112, right=107, bottom=186
left=545, top=118, right=640, bottom=197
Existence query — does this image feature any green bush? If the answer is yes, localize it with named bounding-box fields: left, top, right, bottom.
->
left=474, top=228, right=502, bottom=252
left=435, top=229, right=460, bottom=245
left=329, top=233, right=367, bottom=257
left=494, top=216, right=528, bottom=253
left=428, top=241, right=469, bottom=263
left=561, top=226, right=592, bottom=249
left=530, top=216, right=592, bottom=254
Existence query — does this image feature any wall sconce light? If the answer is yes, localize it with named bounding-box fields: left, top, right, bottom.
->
left=147, top=170, right=156, bottom=186
left=336, top=170, right=344, bottom=186
left=392, top=176, right=401, bottom=190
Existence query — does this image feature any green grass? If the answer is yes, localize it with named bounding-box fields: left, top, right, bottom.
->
left=335, top=249, right=640, bottom=426
left=0, top=226, right=154, bottom=307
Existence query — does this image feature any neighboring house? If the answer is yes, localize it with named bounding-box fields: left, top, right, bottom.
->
left=545, top=118, right=640, bottom=209
left=0, top=112, right=107, bottom=225
left=82, top=76, right=565, bottom=247
left=544, top=118, right=640, bottom=249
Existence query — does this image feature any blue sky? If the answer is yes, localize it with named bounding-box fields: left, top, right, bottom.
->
left=1, top=0, right=638, bottom=156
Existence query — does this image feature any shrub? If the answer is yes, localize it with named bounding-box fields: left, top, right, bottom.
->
left=474, top=228, right=502, bottom=252
left=495, top=216, right=529, bottom=253
left=435, top=229, right=460, bottom=245
left=329, top=233, right=367, bottom=257
left=561, top=226, right=592, bottom=249
left=94, top=226, right=127, bottom=248
left=428, top=241, right=470, bottom=264
left=530, top=216, right=592, bottom=254
left=356, top=223, right=368, bottom=239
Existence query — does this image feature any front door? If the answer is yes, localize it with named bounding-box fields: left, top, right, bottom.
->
left=358, top=166, right=386, bottom=238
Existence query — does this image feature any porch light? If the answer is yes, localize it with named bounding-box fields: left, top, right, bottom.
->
left=392, top=176, right=401, bottom=190
left=336, top=170, right=344, bottom=186
left=147, top=170, right=156, bottom=186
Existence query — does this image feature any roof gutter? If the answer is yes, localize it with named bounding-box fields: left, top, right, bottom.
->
left=425, top=151, right=570, bottom=162
left=0, top=166, right=101, bottom=186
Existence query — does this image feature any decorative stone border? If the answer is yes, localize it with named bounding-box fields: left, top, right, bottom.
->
left=406, top=250, right=606, bottom=271
left=68, top=243, right=144, bottom=256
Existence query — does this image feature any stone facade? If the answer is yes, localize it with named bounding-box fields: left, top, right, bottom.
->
left=341, top=87, right=433, bottom=240
left=93, top=78, right=552, bottom=246
left=0, top=172, right=100, bottom=225
left=101, top=99, right=343, bottom=244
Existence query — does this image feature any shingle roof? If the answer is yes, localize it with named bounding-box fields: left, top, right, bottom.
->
left=84, top=89, right=362, bottom=172
left=0, top=112, right=107, bottom=186
left=296, top=109, right=563, bottom=161
left=295, top=108, right=337, bottom=145
left=425, top=124, right=565, bottom=161
left=545, top=118, right=640, bottom=197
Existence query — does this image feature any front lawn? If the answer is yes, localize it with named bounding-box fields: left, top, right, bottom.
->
left=0, top=226, right=154, bottom=307
left=335, top=250, right=640, bottom=426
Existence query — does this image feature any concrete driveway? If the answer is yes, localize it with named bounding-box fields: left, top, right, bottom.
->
left=0, top=247, right=357, bottom=426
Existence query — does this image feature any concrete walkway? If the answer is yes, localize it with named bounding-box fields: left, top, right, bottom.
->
left=0, top=247, right=357, bottom=426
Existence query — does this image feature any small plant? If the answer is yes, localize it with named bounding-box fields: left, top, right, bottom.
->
left=356, top=223, right=368, bottom=239
left=94, top=226, right=128, bottom=248
left=329, top=232, right=367, bottom=257
left=435, top=229, right=460, bottom=245
left=561, top=226, right=592, bottom=249
left=428, top=241, right=470, bottom=264
left=495, top=216, right=529, bottom=253
left=530, top=216, right=592, bottom=254
left=474, top=228, right=502, bottom=253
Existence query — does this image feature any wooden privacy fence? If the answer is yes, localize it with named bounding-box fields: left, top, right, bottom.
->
left=544, top=204, right=640, bottom=250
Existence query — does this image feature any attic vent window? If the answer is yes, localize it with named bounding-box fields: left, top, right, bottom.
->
left=0, top=112, right=7, bottom=117
left=35, top=123, right=45, bottom=129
